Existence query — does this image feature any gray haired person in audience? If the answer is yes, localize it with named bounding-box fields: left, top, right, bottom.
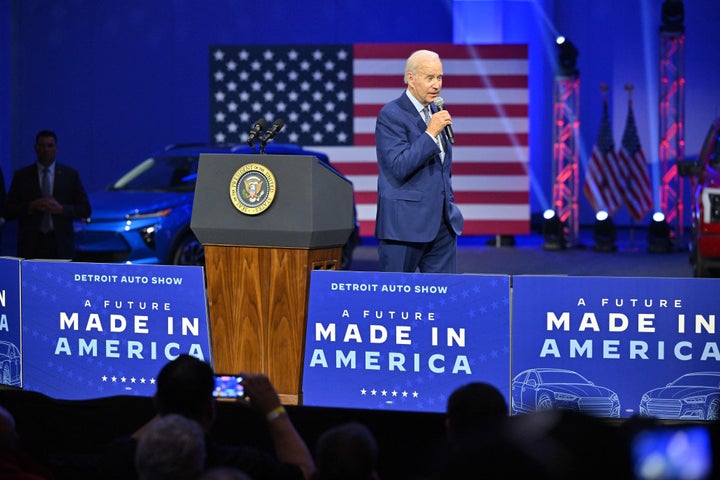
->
left=103, top=354, right=315, bottom=480
left=135, top=413, right=206, bottom=480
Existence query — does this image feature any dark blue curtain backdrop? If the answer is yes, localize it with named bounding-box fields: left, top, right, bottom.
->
left=2, top=0, right=719, bottom=230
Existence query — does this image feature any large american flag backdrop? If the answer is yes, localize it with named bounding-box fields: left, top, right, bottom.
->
left=209, top=44, right=529, bottom=237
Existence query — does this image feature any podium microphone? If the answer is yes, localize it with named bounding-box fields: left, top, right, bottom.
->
left=246, top=118, right=267, bottom=147
left=433, top=96, right=455, bottom=144
left=260, top=119, right=285, bottom=143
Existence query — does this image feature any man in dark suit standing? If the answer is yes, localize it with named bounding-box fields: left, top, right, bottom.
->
left=5, top=130, right=91, bottom=260
left=374, top=49, right=464, bottom=273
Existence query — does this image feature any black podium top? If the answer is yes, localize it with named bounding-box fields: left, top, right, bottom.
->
left=190, top=153, right=355, bottom=248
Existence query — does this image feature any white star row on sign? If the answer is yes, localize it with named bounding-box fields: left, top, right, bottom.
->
left=101, top=375, right=156, bottom=384
left=360, top=388, right=419, bottom=398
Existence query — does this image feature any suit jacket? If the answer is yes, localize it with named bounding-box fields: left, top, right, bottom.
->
left=5, top=162, right=91, bottom=259
left=374, top=92, right=464, bottom=242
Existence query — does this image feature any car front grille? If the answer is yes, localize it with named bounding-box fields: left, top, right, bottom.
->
left=645, top=399, right=681, bottom=418
left=578, top=397, right=616, bottom=416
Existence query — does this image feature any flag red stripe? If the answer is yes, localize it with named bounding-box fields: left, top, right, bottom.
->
left=354, top=191, right=528, bottom=205
left=354, top=43, right=528, bottom=59
left=585, top=148, right=624, bottom=214
left=455, top=191, right=529, bottom=203
left=354, top=104, right=528, bottom=117
left=335, top=162, right=527, bottom=176
left=359, top=218, right=530, bottom=237
left=354, top=75, right=528, bottom=89
left=355, top=191, right=532, bottom=204
left=618, top=149, right=653, bottom=220
left=354, top=132, right=528, bottom=146
left=462, top=219, right=530, bottom=235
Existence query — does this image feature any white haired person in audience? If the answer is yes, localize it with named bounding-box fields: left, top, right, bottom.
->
left=135, top=413, right=205, bottom=480
left=102, top=354, right=315, bottom=480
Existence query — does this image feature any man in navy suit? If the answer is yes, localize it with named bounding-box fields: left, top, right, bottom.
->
left=374, top=49, right=464, bottom=273
left=5, top=130, right=91, bottom=259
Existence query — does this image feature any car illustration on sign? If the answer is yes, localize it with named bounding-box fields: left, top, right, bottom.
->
left=511, top=367, right=621, bottom=417
left=639, top=371, right=720, bottom=420
left=0, top=340, right=21, bottom=387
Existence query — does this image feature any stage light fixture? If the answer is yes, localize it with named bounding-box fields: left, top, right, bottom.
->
left=555, top=36, right=579, bottom=77
left=647, top=212, right=673, bottom=253
left=661, top=0, right=685, bottom=32
left=593, top=210, right=617, bottom=252
left=542, top=209, right=566, bottom=251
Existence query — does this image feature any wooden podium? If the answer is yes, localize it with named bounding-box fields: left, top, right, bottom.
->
left=190, top=153, right=354, bottom=405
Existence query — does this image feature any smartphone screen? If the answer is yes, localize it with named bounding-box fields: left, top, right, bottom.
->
left=213, top=374, right=244, bottom=400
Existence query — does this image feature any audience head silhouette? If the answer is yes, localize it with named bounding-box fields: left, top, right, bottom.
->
left=154, top=353, right=215, bottom=430
left=315, top=421, right=379, bottom=480
left=0, top=405, right=20, bottom=449
left=199, top=467, right=253, bottom=480
left=445, top=381, right=508, bottom=440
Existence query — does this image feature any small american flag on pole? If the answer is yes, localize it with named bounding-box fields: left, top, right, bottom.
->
left=618, top=88, right=653, bottom=222
left=209, top=44, right=530, bottom=236
left=583, top=88, right=623, bottom=215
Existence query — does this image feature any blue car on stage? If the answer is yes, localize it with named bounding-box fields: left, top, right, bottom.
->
left=639, top=371, right=720, bottom=420
left=511, top=367, right=621, bottom=417
left=74, top=143, right=359, bottom=267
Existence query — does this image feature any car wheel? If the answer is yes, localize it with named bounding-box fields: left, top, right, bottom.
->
left=707, top=399, right=720, bottom=421
left=171, top=233, right=205, bottom=266
left=537, top=394, right=554, bottom=411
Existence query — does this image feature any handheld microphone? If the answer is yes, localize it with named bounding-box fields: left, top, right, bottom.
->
left=260, top=119, right=285, bottom=143
left=246, top=118, right=267, bottom=145
left=433, top=97, right=455, bottom=144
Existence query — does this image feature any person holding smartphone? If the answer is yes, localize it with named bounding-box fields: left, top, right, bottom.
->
left=101, top=354, right=315, bottom=480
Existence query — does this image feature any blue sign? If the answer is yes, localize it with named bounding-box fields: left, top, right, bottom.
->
left=302, top=270, right=510, bottom=413
left=21, top=261, right=211, bottom=399
left=512, top=276, right=720, bottom=420
left=0, top=257, right=22, bottom=388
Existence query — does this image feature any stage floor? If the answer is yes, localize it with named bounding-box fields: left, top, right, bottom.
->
left=349, top=227, right=696, bottom=278
left=0, top=221, right=695, bottom=277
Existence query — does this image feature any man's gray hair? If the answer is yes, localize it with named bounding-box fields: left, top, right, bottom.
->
left=136, top=414, right=206, bottom=480
left=404, top=49, right=440, bottom=84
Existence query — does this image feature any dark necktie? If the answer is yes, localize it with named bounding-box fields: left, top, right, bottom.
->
left=41, top=167, right=51, bottom=233
left=422, top=107, right=447, bottom=156
left=422, top=106, right=431, bottom=126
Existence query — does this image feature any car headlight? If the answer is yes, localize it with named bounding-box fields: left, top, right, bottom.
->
left=641, top=394, right=650, bottom=403
left=683, top=395, right=708, bottom=405
left=701, top=188, right=720, bottom=224
left=140, top=225, right=156, bottom=249
left=126, top=208, right=173, bottom=220
left=710, top=193, right=720, bottom=223
left=554, top=392, right=578, bottom=401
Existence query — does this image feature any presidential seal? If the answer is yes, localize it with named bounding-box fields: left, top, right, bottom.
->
left=229, top=163, right=277, bottom=215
